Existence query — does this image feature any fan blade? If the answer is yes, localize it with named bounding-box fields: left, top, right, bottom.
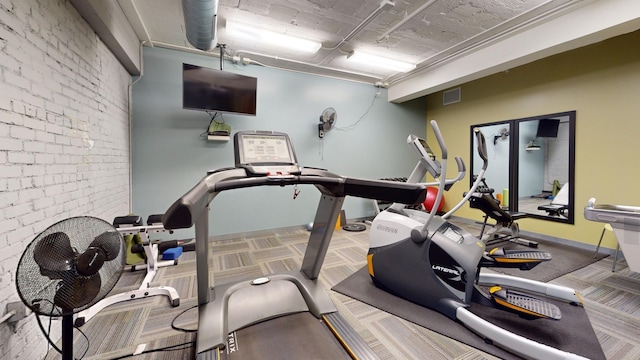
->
left=54, top=274, right=102, bottom=313
left=90, top=231, right=121, bottom=261
left=34, top=232, right=76, bottom=279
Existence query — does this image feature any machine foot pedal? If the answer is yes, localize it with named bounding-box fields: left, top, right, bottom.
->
left=490, top=286, right=561, bottom=320
left=484, top=247, right=551, bottom=270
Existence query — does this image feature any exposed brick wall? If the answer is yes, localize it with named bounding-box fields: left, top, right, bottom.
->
left=0, top=0, right=131, bottom=358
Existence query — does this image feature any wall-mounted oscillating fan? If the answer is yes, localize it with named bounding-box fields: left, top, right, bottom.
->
left=493, top=127, right=509, bottom=145
left=15, top=216, right=126, bottom=360
left=318, top=107, right=337, bottom=138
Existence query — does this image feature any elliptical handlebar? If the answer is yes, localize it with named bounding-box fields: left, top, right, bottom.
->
left=417, top=156, right=465, bottom=189
left=387, top=131, right=465, bottom=214
left=431, top=120, right=448, bottom=161
left=411, top=120, right=449, bottom=242
left=443, top=127, right=489, bottom=219
left=445, top=157, right=465, bottom=190
left=475, top=127, right=489, bottom=163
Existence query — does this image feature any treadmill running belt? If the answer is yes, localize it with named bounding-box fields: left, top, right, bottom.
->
left=220, top=312, right=352, bottom=359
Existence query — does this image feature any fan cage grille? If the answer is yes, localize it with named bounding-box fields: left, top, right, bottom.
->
left=321, top=107, right=337, bottom=131
left=16, top=216, right=126, bottom=316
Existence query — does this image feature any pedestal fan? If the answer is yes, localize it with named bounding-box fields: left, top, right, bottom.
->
left=15, top=216, right=126, bottom=360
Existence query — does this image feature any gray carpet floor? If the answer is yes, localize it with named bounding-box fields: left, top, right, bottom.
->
left=44, top=219, right=640, bottom=360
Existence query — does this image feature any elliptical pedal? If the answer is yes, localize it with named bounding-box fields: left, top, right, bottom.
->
left=479, top=247, right=552, bottom=270
left=490, top=286, right=562, bottom=320
left=489, top=247, right=552, bottom=261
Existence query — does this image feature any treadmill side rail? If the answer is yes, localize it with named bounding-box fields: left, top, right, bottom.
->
left=323, top=312, right=380, bottom=360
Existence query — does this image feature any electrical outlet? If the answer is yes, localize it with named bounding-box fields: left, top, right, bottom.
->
left=6, top=301, right=28, bottom=322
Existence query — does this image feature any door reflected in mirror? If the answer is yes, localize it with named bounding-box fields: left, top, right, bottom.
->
left=471, top=111, right=575, bottom=224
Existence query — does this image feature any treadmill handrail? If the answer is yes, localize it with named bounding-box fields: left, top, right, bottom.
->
left=163, top=167, right=426, bottom=230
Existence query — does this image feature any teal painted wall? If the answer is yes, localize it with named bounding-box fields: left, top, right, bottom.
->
left=472, top=123, right=510, bottom=193
left=132, top=46, right=427, bottom=237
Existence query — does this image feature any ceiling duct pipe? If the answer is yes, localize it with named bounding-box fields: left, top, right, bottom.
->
left=182, top=0, right=219, bottom=51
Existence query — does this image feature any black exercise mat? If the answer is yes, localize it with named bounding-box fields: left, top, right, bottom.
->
left=332, top=267, right=606, bottom=360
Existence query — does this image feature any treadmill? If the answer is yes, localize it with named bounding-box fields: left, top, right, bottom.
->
left=162, top=130, right=426, bottom=359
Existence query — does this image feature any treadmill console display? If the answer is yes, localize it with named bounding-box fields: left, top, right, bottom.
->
left=234, top=131, right=301, bottom=176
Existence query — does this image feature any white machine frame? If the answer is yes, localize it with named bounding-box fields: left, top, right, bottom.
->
left=74, top=224, right=180, bottom=327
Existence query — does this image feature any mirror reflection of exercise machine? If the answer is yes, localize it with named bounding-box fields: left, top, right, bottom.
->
left=467, top=176, right=537, bottom=248
left=470, top=111, right=576, bottom=224
left=538, top=182, right=570, bottom=218
left=367, top=121, right=586, bottom=360
left=585, top=198, right=640, bottom=273
left=466, top=133, right=531, bottom=247
left=75, top=215, right=180, bottom=327
left=162, top=130, right=426, bottom=359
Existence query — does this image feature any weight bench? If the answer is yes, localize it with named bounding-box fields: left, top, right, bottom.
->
left=538, top=182, right=570, bottom=218
left=75, top=214, right=181, bottom=327
left=467, top=180, right=538, bottom=248
left=538, top=204, right=569, bottom=217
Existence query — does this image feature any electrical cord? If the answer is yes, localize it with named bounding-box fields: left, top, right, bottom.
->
left=108, top=341, right=196, bottom=360
left=171, top=304, right=198, bottom=333
left=76, top=325, right=90, bottom=358
left=35, top=300, right=196, bottom=360
left=335, top=86, right=379, bottom=131
left=200, top=111, right=225, bottom=138
left=35, top=309, right=90, bottom=359
left=35, top=311, right=63, bottom=354
left=32, top=282, right=93, bottom=360
left=107, top=304, right=198, bottom=358
left=208, top=111, right=226, bottom=124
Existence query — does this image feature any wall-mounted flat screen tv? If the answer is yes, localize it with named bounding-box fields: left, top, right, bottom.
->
left=183, top=63, right=257, bottom=116
left=536, top=119, right=560, bottom=138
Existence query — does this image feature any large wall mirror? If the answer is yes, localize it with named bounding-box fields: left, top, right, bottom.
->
left=471, top=111, right=576, bottom=224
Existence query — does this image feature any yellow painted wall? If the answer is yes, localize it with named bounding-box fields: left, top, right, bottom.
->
left=425, top=29, right=640, bottom=249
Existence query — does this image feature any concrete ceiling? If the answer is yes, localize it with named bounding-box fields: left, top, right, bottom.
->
left=105, top=0, right=640, bottom=101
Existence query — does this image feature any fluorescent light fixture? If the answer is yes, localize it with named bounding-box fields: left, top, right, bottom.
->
left=526, top=139, right=541, bottom=151
left=347, top=51, right=416, bottom=73
left=225, top=20, right=322, bottom=54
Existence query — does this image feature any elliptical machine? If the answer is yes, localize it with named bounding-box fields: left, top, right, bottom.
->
left=367, top=121, right=586, bottom=360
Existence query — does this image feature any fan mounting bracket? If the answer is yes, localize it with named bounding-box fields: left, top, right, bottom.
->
left=318, top=122, right=326, bottom=138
